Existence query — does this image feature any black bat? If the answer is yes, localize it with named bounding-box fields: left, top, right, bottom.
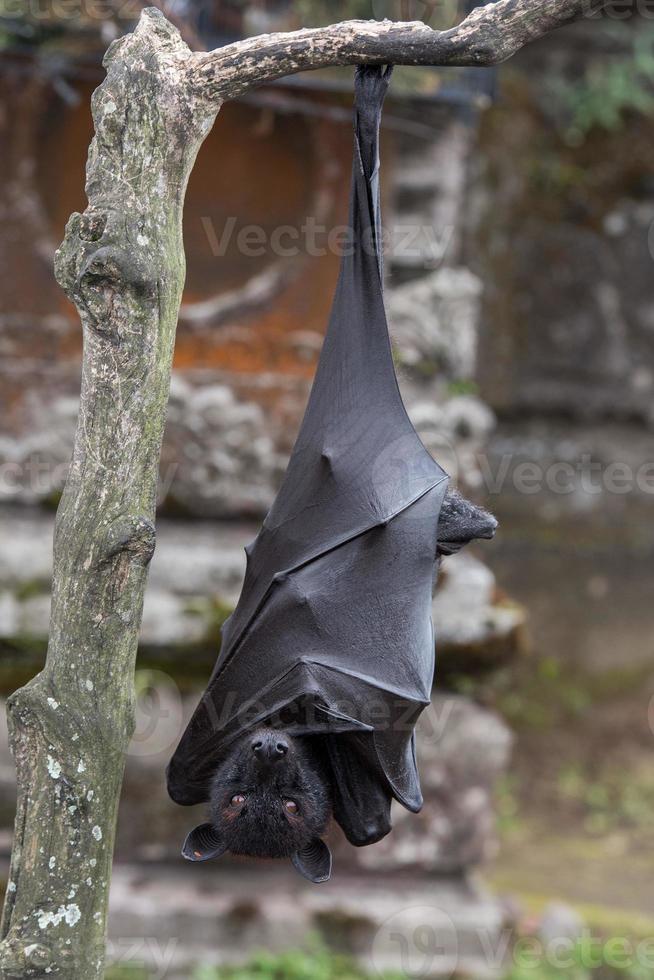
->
left=167, top=65, right=496, bottom=882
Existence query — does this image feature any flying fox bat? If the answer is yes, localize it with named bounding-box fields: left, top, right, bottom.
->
left=167, top=65, right=496, bottom=882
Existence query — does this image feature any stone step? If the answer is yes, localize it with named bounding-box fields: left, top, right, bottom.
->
left=0, top=855, right=511, bottom=977
left=104, top=862, right=511, bottom=979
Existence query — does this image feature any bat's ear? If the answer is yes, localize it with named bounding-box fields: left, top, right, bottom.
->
left=291, top=838, right=332, bottom=883
left=182, top=822, right=227, bottom=863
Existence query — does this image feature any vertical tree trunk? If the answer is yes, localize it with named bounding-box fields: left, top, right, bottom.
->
left=0, top=11, right=217, bottom=978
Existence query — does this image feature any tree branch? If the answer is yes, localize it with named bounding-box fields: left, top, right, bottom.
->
left=188, top=0, right=610, bottom=102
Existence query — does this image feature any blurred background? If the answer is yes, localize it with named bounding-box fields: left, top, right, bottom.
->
left=1, top=1, right=654, bottom=978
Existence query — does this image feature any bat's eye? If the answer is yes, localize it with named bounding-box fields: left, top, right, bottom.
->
left=230, top=794, right=246, bottom=807
left=284, top=800, right=298, bottom=815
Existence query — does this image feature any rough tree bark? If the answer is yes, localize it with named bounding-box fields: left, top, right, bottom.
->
left=0, top=16, right=217, bottom=979
left=0, top=1, right=612, bottom=976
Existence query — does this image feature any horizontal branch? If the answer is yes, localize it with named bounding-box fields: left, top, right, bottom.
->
left=188, top=0, right=611, bottom=102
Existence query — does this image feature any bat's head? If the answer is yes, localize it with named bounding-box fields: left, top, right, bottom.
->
left=437, top=487, right=498, bottom=558
left=182, top=729, right=332, bottom=883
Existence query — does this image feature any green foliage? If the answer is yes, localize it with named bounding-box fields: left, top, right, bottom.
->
left=557, top=763, right=654, bottom=834
left=447, top=378, right=479, bottom=397
left=183, top=595, right=234, bottom=645
left=105, top=968, right=150, bottom=980
left=493, top=656, right=592, bottom=732
left=13, top=578, right=51, bottom=602
left=42, top=488, right=64, bottom=511
left=495, top=773, right=522, bottom=834
left=552, top=27, right=654, bottom=143
left=192, top=947, right=403, bottom=980
left=104, top=942, right=654, bottom=980
left=526, top=157, right=588, bottom=197
left=506, top=934, right=654, bottom=980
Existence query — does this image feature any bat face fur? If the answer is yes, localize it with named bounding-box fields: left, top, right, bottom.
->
left=208, top=730, right=331, bottom=861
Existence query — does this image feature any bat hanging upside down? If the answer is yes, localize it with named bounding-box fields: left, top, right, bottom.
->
left=167, top=66, right=497, bottom=882
left=171, top=489, right=496, bottom=882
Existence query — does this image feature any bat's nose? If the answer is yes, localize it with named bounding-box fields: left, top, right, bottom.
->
left=478, top=512, right=498, bottom=540
left=251, top=734, right=288, bottom=763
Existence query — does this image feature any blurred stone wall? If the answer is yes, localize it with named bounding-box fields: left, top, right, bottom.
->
left=0, top=69, right=497, bottom=515
left=473, top=19, right=654, bottom=428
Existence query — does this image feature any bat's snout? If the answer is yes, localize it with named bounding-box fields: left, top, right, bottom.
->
left=251, top=732, right=289, bottom=764
left=477, top=511, right=498, bottom=540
